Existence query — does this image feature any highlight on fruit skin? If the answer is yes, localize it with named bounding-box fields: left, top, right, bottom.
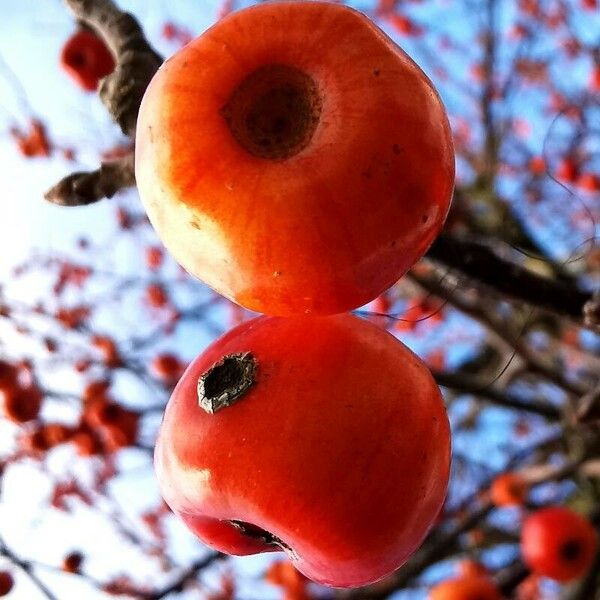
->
left=136, top=1, right=455, bottom=317
left=155, top=313, right=451, bottom=588
left=521, top=506, right=598, bottom=583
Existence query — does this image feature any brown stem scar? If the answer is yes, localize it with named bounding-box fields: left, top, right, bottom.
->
left=559, top=539, right=582, bottom=562
left=229, top=520, right=291, bottom=551
left=197, top=352, right=257, bottom=414
left=221, top=64, right=322, bottom=160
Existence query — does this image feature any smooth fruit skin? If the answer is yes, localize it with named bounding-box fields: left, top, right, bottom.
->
left=428, top=575, right=502, bottom=600
left=61, top=30, right=115, bottom=92
left=0, top=571, right=13, bottom=597
left=155, top=314, right=451, bottom=587
left=136, top=1, right=454, bottom=316
left=521, top=506, right=598, bottom=582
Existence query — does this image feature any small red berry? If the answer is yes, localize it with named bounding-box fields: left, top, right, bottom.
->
left=0, top=571, right=14, bottom=596
left=145, top=246, right=164, bottom=271
left=576, top=172, right=600, bottom=193
left=555, top=158, right=579, bottom=183
left=91, top=335, right=121, bottom=367
left=490, top=472, right=528, bottom=507
left=61, top=30, right=115, bottom=91
left=521, top=506, right=598, bottom=582
left=62, top=552, right=84, bottom=574
left=428, top=575, right=502, bottom=600
left=528, top=156, right=546, bottom=175
left=145, top=283, right=169, bottom=309
left=150, top=353, right=184, bottom=384
left=1, top=385, right=43, bottom=423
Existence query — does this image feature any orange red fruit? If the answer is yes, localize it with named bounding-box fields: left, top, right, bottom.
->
left=62, top=551, right=84, bottom=574
left=0, top=571, right=13, bottom=597
left=136, top=1, right=454, bottom=316
left=61, top=29, right=115, bottom=91
left=490, top=472, right=528, bottom=507
left=521, top=506, right=597, bottom=582
left=428, top=575, right=502, bottom=600
left=1, top=384, right=42, bottom=423
left=155, top=314, right=450, bottom=587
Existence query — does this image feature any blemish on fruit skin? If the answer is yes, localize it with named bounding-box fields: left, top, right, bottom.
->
left=392, top=144, right=401, bottom=154
left=273, top=271, right=282, bottom=277
left=373, top=68, right=381, bottom=77
left=422, top=214, right=429, bottom=224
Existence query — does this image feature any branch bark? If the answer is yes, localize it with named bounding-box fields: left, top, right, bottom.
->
left=409, top=269, right=588, bottom=396
left=426, top=233, right=598, bottom=332
left=45, top=0, right=162, bottom=206
left=433, top=370, right=561, bottom=418
left=142, top=552, right=224, bottom=600
left=64, top=0, right=162, bottom=137
left=45, top=153, right=134, bottom=206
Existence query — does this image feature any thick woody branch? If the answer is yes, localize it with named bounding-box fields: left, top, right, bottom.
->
left=426, top=234, right=598, bottom=331
left=583, top=292, right=600, bottom=333
left=44, top=152, right=134, bottom=206
left=64, top=0, right=162, bottom=137
left=46, top=0, right=162, bottom=206
left=433, top=370, right=561, bottom=419
left=409, top=270, right=587, bottom=396
left=496, top=561, right=530, bottom=596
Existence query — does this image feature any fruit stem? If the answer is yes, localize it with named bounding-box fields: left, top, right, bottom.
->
left=229, top=520, right=292, bottom=552
left=197, top=352, right=257, bottom=414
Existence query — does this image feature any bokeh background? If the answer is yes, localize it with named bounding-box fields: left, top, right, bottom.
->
left=0, top=0, right=599, bottom=598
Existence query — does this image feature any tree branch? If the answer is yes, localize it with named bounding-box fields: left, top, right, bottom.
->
left=142, top=552, right=224, bottom=600
left=45, top=152, right=134, bottom=206
left=408, top=270, right=587, bottom=396
left=64, top=0, right=162, bottom=137
left=433, top=370, right=561, bottom=418
left=426, top=233, right=598, bottom=331
left=496, top=561, right=530, bottom=596
left=0, top=536, right=60, bottom=600
left=45, top=0, right=162, bottom=206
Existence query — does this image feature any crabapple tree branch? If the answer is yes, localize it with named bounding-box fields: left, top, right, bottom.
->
left=141, top=552, right=225, bottom=600
left=64, top=0, right=162, bottom=137
left=44, top=152, right=134, bottom=206
left=45, top=0, right=162, bottom=206
left=408, top=270, right=588, bottom=397
left=0, top=536, right=60, bottom=600
left=432, top=369, right=561, bottom=418
left=426, top=233, right=598, bottom=331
